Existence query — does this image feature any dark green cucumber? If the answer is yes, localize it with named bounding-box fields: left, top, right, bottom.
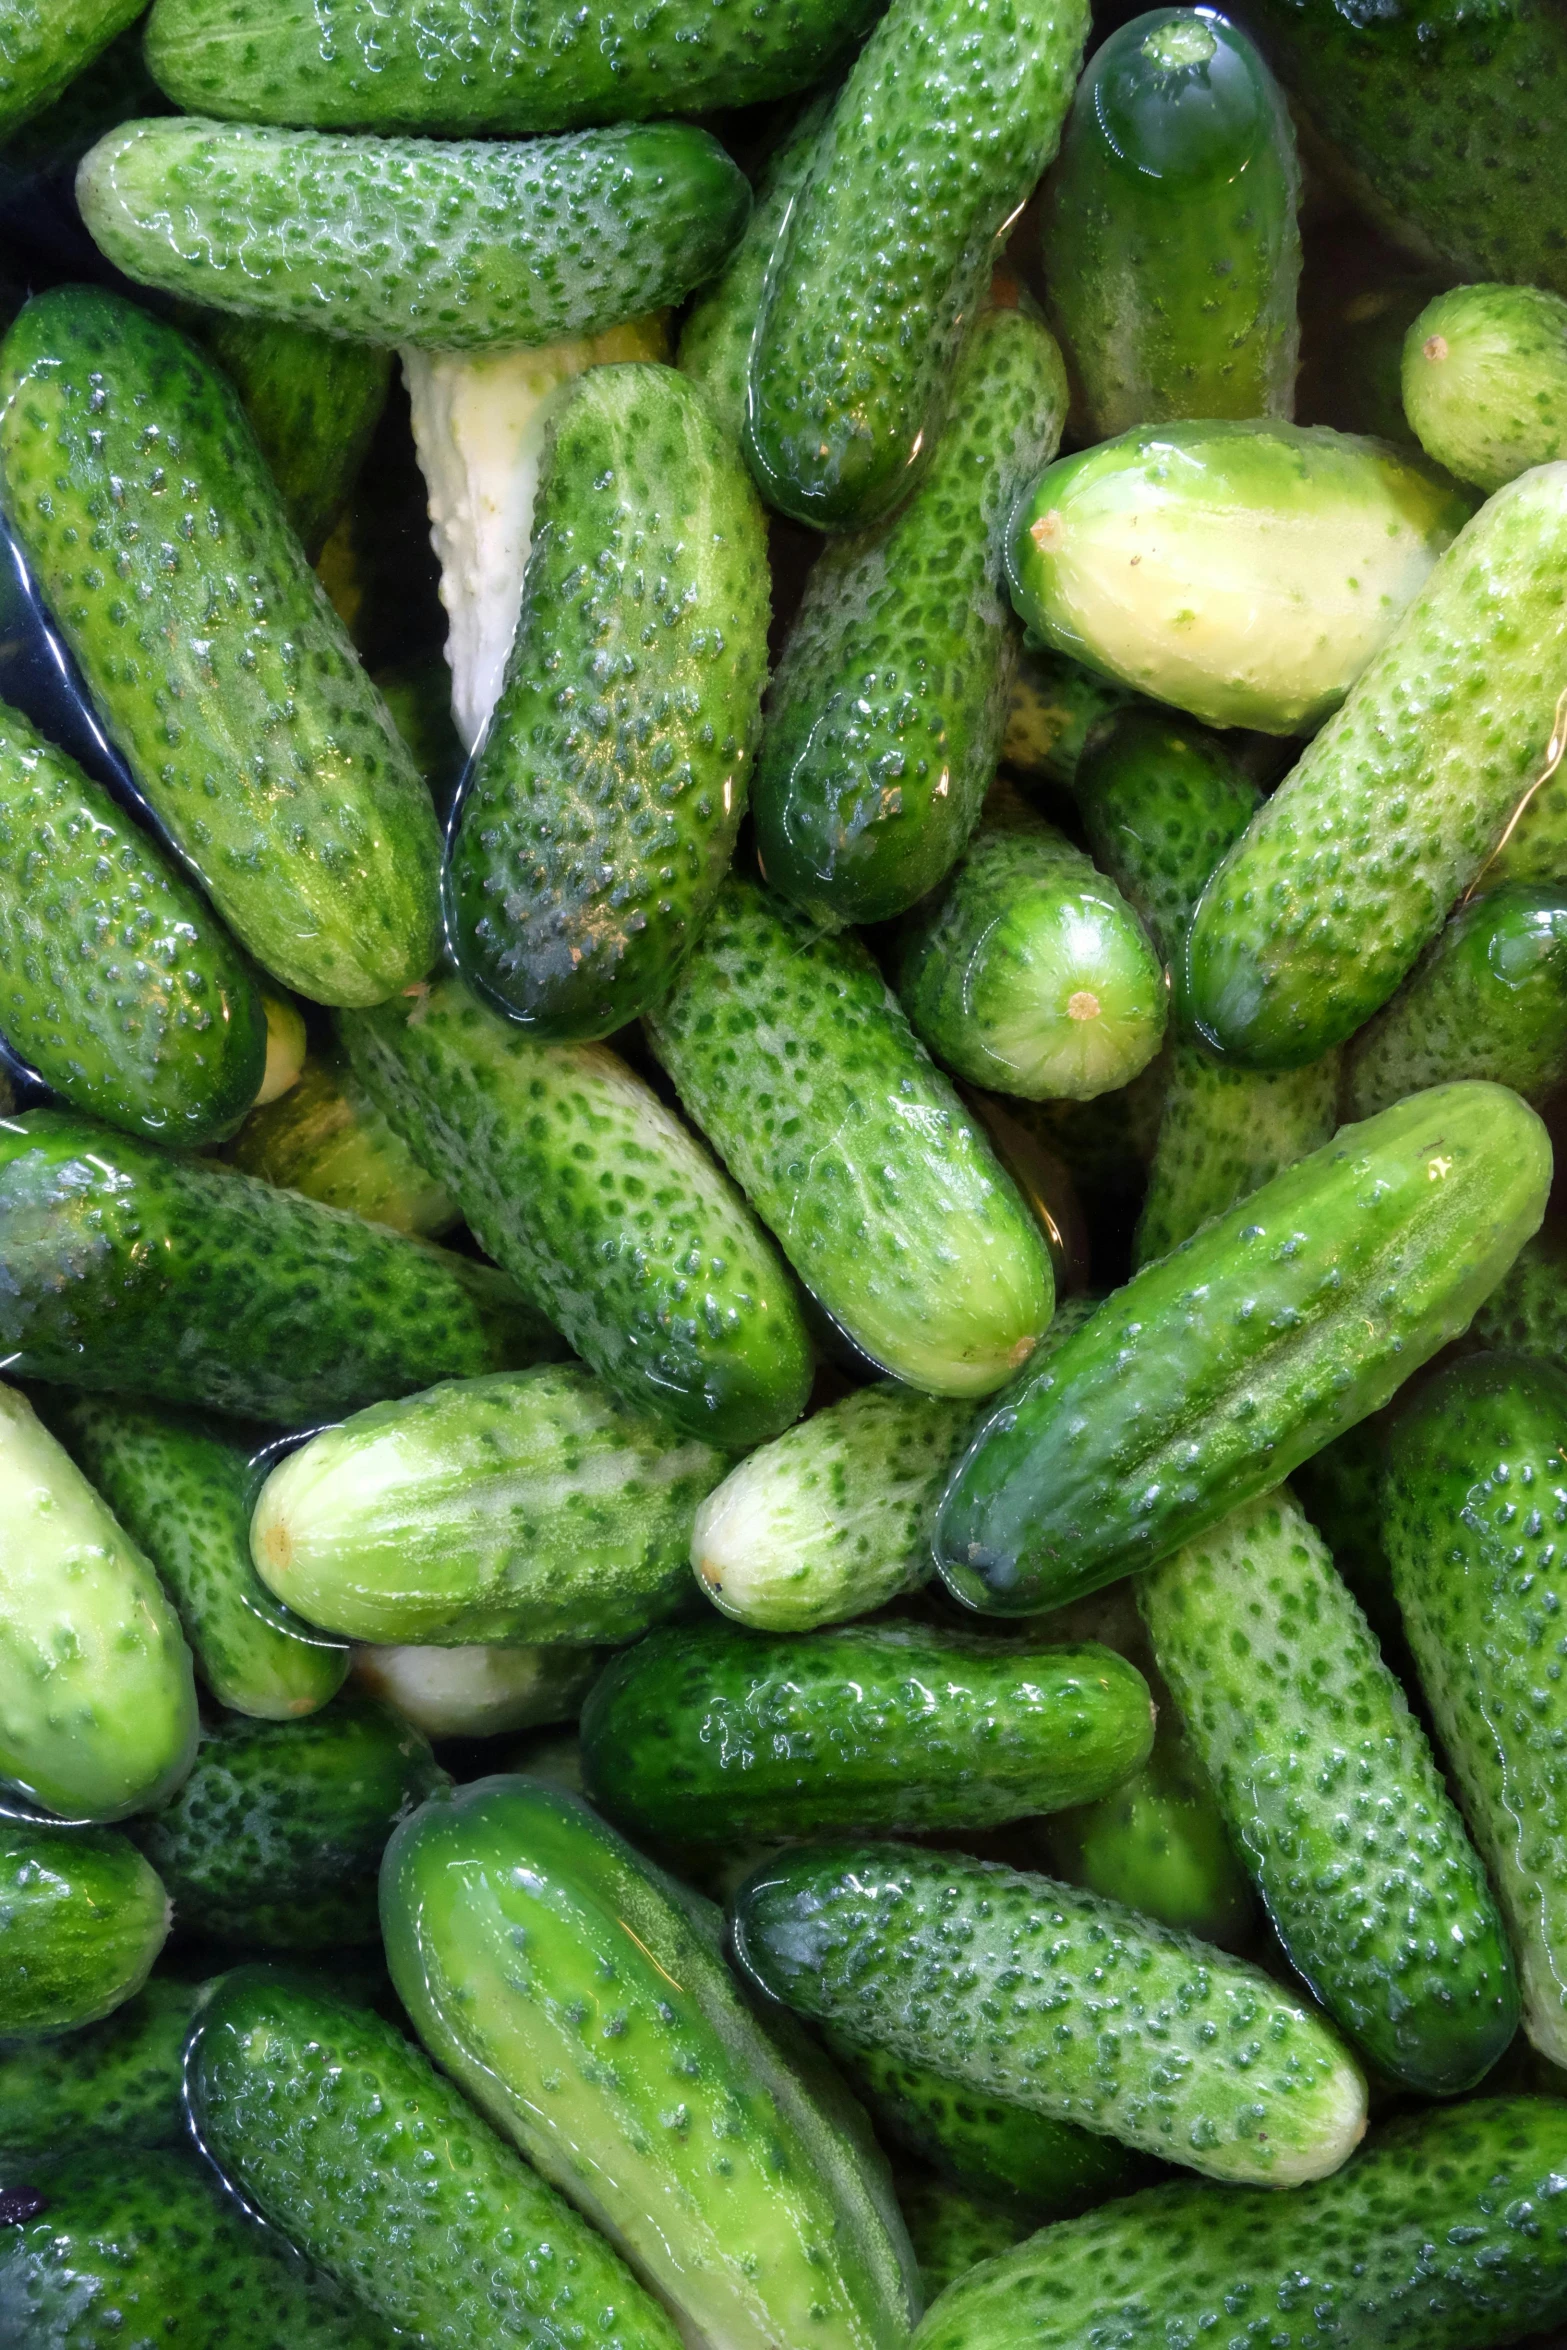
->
left=373, top=655, right=465, bottom=804
left=1467, top=1224, right=1567, bottom=1369
left=744, top=0, right=1089, bottom=529
left=1073, top=709, right=1260, bottom=966
left=352, top=1641, right=601, bottom=1739
left=227, top=1050, right=457, bottom=1237
left=1290, top=1411, right=1404, bottom=1656
left=192, top=314, right=389, bottom=561
left=1039, top=9, right=1299, bottom=439
left=382, top=1775, right=920, bottom=2350
left=1133, top=1044, right=1341, bottom=1265
left=445, top=364, right=768, bottom=1038
left=0, top=286, right=441, bottom=1007
left=753, top=307, right=1068, bottom=926
left=0, top=1821, right=168, bottom=2039
left=338, top=972, right=812, bottom=1449
left=897, top=2174, right=1035, bottom=2304
left=1001, top=643, right=1140, bottom=789
left=1403, top=283, right=1567, bottom=494
left=0, top=1971, right=198, bottom=2154
left=935, top=1081, right=1551, bottom=1614
left=0, top=0, right=141, bottom=138
left=0, top=1108, right=557, bottom=1424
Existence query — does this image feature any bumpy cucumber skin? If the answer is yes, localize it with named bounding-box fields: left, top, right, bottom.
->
left=745, top=0, right=1089, bottom=530
left=1002, top=644, right=1139, bottom=787
left=1403, top=283, right=1567, bottom=494
left=1291, top=1412, right=1403, bottom=1654
left=0, top=1822, right=168, bottom=2039
left=191, top=1967, right=684, bottom=2350
left=732, top=1841, right=1366, bottom=2186
left=249, top=1363, right=725, bottom=1647
left=1073, top=709, right=1260, bottom=966
left=1133, top=1041, right=1341, bottom=1266
left=194, top=315, right=389, bottom=561
left=1141, top=1484, right=1518, bottom=2094
left=381, top=1776, right=920, bottom=2350
left=935, top=1082, right=1551, bottom=1614
left=1185, top=463, right=1567, bottom=1067
left=82, top=120, right=750, bottom=353
left=647, top=875, right=1054, bottom=1398
left=352, top=1640, right=601, bottom=1738
left=49, top=1396, right=348, bottom=1722
left=446, top=365, right=768, bottom=1039
left=0, top=287, right=441, bottom=1007
left=227, top=1051, right=457, bottom=1237
left=1040, top=10, right=1299, bottom=440
left=898, top=2175, right=1034, bottom=2304
left=0, top=0, right=142, bottom=137
left=912, top=2099, right=1567, bottom=2350
left=339, top=975, right=811, bottom=1450
left=1468, top=1226, right=1567, bottom=1369
left=580, top=1623, right=1154, bottom=1842
left=753, top=308, right=1068, bottom=927
left=0, top=1971, right=198, bottom=2154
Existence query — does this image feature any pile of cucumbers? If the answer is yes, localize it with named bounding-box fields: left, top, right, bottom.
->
left=5, top=0, right=1567, bottom=2346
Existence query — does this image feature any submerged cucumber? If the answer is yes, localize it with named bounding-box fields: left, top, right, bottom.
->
left=0, top=1969, right=198, bottom=2155
left=0, top=0, right=142, bottom=139
left=352, top=1641, right=600, bottom=1739
left=227, top=1050, right=457, bottom=1238
left=1403, top=282, right=1567, bottom=494
left=1133, top=1046, right=1341, bottom=1265
left=0, top=1820, right=168, bottom=2039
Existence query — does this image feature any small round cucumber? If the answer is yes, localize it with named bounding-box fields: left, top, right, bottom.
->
left=0, top=1821, right=168, bottom=2038
left=1073, top=708, right=1260, bottom=966
left=227, top=1051, right=458, bottom=1237
left=351, top=1641, right=601, bottom=1738
left=1403, top=281, right=1567, bottom=493
left=0, top=1970, right=200, bottom=2154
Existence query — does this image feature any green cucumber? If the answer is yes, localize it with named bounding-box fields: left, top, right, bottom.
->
left=1403, top=283, right=1567, bottom=494
left=646, top=874, right=1055, bottom=1398
left=0, top=0, right=141, bottom=138
left=381, top=1775, right=920, bottom=2350
left=897, top=2175, right=1034, bottom=2304
left=0, top=1383, right=197, bottom=1823
left=0, top=1821, right=167, bottom=2039
left=192, top=314, right=389, bottom=561
left=743, top=0, right=1088, bottom=529
left=0, top=286, right=441, bottom=1007
left=752, top=306, right=1068, bottom=927
left=934, top=1081, right=1551, bottom=1615
left=82, top=120, right=750, bottom=354
left=1184, top=461, right=1567, bottom=1066
left=580, top=1622, right=1155, bottom=1843
left=250, top=1363, right=725, bottom=1648
left=338, top=972, right=812, bottom=1450
left=0, top=1971, right=198, bottom=2154
left=1001, top=644, right=1139, bottom=790
left=732, top=1841, right=1367, bottom=2185
left=46, top=1396, right=349, bottom=1722
left=1467, top=1225, right=1567, bottom=1369
left=445, top=363, right=768, bottom=1038
left=0, top=1108, right=557, bottom=1424
left=352, top=1641, right=601, bottom=1738
left=1007, top=419, right=1470, bottom=737
left=1039, top=9, right=1299, bottom=440
left=1140, top=1483, right=1518, bottom=2094
left=1290, top=1412, right=1403, bottom=1657
left=1073, top=709, right=1260, bottom=966
left=227, top=1050, right=458, bottom=1237
left=190, top=1966, right=685, bottom=2350
left=136, top=1692, right=446, bottom=1950
left=1133, top=1045, right=1341, bottom=1265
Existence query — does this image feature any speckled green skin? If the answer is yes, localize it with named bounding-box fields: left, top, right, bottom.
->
left=745, top=0, right=1089, bottom=530
left=1001, top=644, right=1139, bottom=788
left=647, top=875, right=1054, bottom=1397
left=446, top=366, right=768, bottom=1038
left=1185, top=463, right=1567, bottom=1067
left=935, top=1082, right=1552, bottom=1614
left=228, top=1052, right=456, bottom=1237
left=1040, top=11, right=1299, bottom=441
left=1386, top=1355, right=1567, bottom=2068
left=1141, top=1485, right=1518, bottom=2094
left=1403, top=284, right=1567, bottom=494
left=732, top=1842, right=1366, bottom=2185
left=136, top=1693, right=445, bottom=1950
left=754, top=309, right=1068, bottom=927
left=339, top=974, right=810, bottom=1449
left=1292, top=1412, right=1402, bottom=1653
left=911, top=2099, right=1567, bottom=2350
left=0, top=1110, right=557, bottom=1425
left=382, top=1777, right=920, bottom=2350
left=0, top=1822, right=167, bottom=2040
left=250, top=1363, right=725, bottom=1647
left=1133, top=1041, right=1341, bottom=1266
left=1468, top=1226, right=1567, bottom=1368
left=83, top=120, right=750, bottom=354
left=49, top=1396, right=348, bottom=1721
left=0, top=288, right=440, bottom=1007
left=193, top=315, right=389, bottom=561
left=190, top=1967, right=683, bottom=2350
left=899, top=2176, right=1034, bottom=2303
left=1074, top=709, right=1260, bottom=966
left=0, top=0, right=142, bottom=138
left=0, top=1972, right=198, bottom=2154
left=1491, top=759, right=1567, bottom=887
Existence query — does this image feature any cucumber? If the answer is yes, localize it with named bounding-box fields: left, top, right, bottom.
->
left=192, top=314, right=389, bottom=561
left=135, top=1692, right=446, bottom=1950
left=250, top=1363, right=725, bottom=1647
left=0, top=1820, right=168, bottom=2039
left=646, top=874, right=1055, bottom=1398
left=1133, top=1045, right=1341, bottom=1265
left=752, top=306, right=1068, bottom=927
left=732, top=1842, right=1367, bottom=2185
left=1467, top=1225, right=1567, bottom=1369
left=338, top=972, right=812, bottom=1450
left=1007, top=420, right=1470, bottom=737
left=81, top=119, right=751, bottom=353
left=1184, top=461, right=1567, bottom=1066
left=743, top=0, right=1089, bottom=529
left=0, top=1108, right=557, bottom=1424
left=893, top=803, right=1166, bottom=1103
left=0, top=286, right=441, bottom=1007
left=190, top=1966, right=685, bottom=2350
left=1491, top=763, right=1567, bottom=889
left=0, top=700, right=266, bottom=1147
left=1039, top=9, right=1300, bottom=440
left=227, top=1050, right=458, bottom=1238
left=1072, top=709, right=1260, bottom=966
left=911, top=2099, right=1567, bottom=2350
left=0, top=0, right=141, bottom=139
left=897, top=2175, right=1034, bottom=2304
left=352, top=1640, right=601, bottom=1738
left=934, top=1081, right=1551, bottom=1615
left=0, top=1383, right=197, bottom=1823
left=1001, top=644, right=1139, bottom=790
left=1290, top=1413, right=1404, bottom=1657
left=46, top=1395, right=349, bottom=1722
left=1140, top=1483, right=1518, bottom=2094
left=445, top=364, right=768, bottom=1038
left=381, top=1775, right=920, bottom=2350
left=0, top=1971, right=198, bottom=2154
left=580, top=1622, right=1155, bottom=1843
left=1403, top=283, right=1567, bottom=494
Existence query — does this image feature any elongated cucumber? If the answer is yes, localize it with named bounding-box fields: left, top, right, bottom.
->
left=0, top=1819, right=168, bottom=2038
left=0, top=1971, right=200, bottom=2153
left=193, top=314, right=390, bottom=561
left=0, top=0, right=142, bottom=138
left=1133, top=1045, right=1341, bottom=1265
left=227, top=1050, right=457, bottom=1238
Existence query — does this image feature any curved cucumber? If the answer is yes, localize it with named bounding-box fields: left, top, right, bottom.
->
left=753, top=307, right=1068, bottom=926
left=0, top=1820, right=168, bottom=2039
left=898, top=2177, right=1034, bottom=2305
left=1040, top=9, right=1299, bottom=439
left=352, top=1641, right=601, bottom=1739
left=192, top=315, right=389, bottom=562
left=1403, top=282, right=1567, bottom=494
left=0, top=1968, right=198, bottom=2154
left=1133, top=1043, right=1341, bottom=1265
left=227, top=1050, right=458, bottom=1238
left=934, top=1082, right=1551, bottom=1614
left=0, top=286, right=441, bottom=1007
left=0, top=0, right=142, bottom=138
left=1073, top=709, right=1260, bottom=967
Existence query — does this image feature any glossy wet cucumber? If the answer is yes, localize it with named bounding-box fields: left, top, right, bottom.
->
left=1134, top=1047, right=1341, bottom=1265
left=1403, top=282, right=1567, bottom=493
left=227, top=1051, right=458, bottom=1238
left=0, top=1820, right=168, bottom=2039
